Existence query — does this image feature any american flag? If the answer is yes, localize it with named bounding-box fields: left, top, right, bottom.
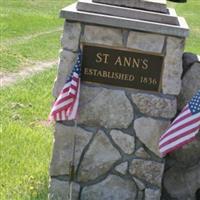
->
left=159, top=90, right=200, bottom=157
left=49, top=52, right=82, bottom=121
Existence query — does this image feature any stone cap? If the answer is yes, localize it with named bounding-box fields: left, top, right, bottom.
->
left=60, top=2, right=189, bottom=37
left=78, top=0, right=179, bottom=25
left=93, top=0, right=168, bottom=13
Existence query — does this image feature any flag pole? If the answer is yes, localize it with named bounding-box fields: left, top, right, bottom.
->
left=68, top=120, right=77, bottom=200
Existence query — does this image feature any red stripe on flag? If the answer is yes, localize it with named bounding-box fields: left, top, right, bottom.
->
left=159, top=115, right=200, bottom=141
left=171, top=111, right=191, bottom=127
left=49, top=54, right=81, bottom=121
left=159, top=126, right=200, bottom=149
left=160, top=136, right=197, bottom=157
left=51, top=102, right=74, bottom=117
left=54, top=93, right=75, bottom=107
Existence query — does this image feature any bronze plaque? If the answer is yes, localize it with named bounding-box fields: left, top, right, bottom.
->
left=81, top=44, right=164, bottom=92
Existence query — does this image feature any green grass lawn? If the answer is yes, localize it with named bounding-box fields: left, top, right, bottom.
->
left=0, top=0, right=200, bottom=199
left=0, top=0, right=199, bottom=73
left=168, top=0, right=200, bottom=54
left=0, top=0, right=74, bottom=40
left=0, top=0, right=75, bottom=72
left=0, top=68, right=55, bottom=200
left=1, top=31, right=61, bottom=72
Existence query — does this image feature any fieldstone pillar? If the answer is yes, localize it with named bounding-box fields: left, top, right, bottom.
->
left=49, top=0, right=189, bottom=199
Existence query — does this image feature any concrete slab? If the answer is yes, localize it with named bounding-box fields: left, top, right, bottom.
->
left=93, top=0, right=168, bottom=13
left=77, top=0, right=179, bottom=25
left=60, top=3, right=189, bottom=38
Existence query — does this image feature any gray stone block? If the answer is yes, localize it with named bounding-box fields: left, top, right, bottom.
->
left=131, top=93, right=177, bottom=118
left=50, top=123, right=93, bottom=176
left=145, top=188, right=161, bottom=200
left=133, top=177, right=145, bottom=191
left=127, top=31, right=165, bottom=54
left=168, top=139, right=200, bottom=168
left=135, top=147, right=150, bottom=159
left=81, top=175, right=137, bottom=200
left=49, top=179, right=80, bottom=200
left=78, top=85, right=134, bottom=129
left=134, top=117, right=169, bottom=157
left=82, top=25, right=123, bottom=46
left=182, top=52, right=199, bottom=76
left=162, top=36, right=185, bottom=95
left=163, top=163, right=200, bottom=200
left=178, top=62, right=200, bottom=109
left=115, top=162, right=128, bottom=175
left=61, top=21, right=81, bottom=51
left=79, top=130, right=121, bottom=181
left=110, top=130, right=135, bottom=154
left=52, top=50, right=77, bottom=98
left=129, top=159, right=164, bottom=187
left=137, top=191, right=144, bottom=200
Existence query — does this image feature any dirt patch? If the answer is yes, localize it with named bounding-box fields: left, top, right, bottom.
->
left=1, top=60, right=57, bottom=87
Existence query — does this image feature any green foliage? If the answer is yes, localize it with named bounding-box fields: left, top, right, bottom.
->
left=0, top=68, right=56, bottom=200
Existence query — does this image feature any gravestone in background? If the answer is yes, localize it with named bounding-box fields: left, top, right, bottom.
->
left=49, top=0, right=189, bottom=199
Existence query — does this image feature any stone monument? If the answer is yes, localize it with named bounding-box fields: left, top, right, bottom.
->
left=49, top=0, right=189, bottom=199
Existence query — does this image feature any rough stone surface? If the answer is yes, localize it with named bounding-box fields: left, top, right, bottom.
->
left=61, top=21, right=81, bottom=51
left=168, top=139, right=200, bottom=168
left=79, top=85, right=134, bottom=129
left=115, top=162, right=128, bottom=175
left=163, top=162, right=200, bottom=200
left=127, top=31, right=165, bottom=53
left=52, top=50, right=77, bottom=97
left=162, top=36, right=185, bottom=95
left=82, top=25, right=122, bottom=46
left=145, top=188, right=161, bottom=200
left=182, top=52, right=199, bottom=77
left=178, top=62, right=200, bottom=109
left=137, top=191, right=144, bottom=200
left=129, top=159, right=164, bottom=187
left=133, top=177, right=145, bottom=191
left=131, top=93, right=177, bottom=118
left=134, top=117, right=169, bottom=156
left=79, top=130, right=121, bottom=182
left=81, top=175, right=137, bottom=200
left=50, top=123, right=93, bottom=176
left=49, top=179, right=80, bottom=200
left=135, top=147, right=150, bottom=159
left=110, top=130, right=135, bottom=154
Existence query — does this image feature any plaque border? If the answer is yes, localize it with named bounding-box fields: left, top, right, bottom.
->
left=80, top=43, right=165, bottom=93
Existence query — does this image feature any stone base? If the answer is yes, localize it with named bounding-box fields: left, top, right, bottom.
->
left=49, top=120, right=166, bottom=200
left=49, top=1, right=189, bottom=199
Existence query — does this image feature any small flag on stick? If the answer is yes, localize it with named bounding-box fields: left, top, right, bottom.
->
left=159, top=90, right=200, bottom=157
left=49, top=51, right=82, bottom=121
